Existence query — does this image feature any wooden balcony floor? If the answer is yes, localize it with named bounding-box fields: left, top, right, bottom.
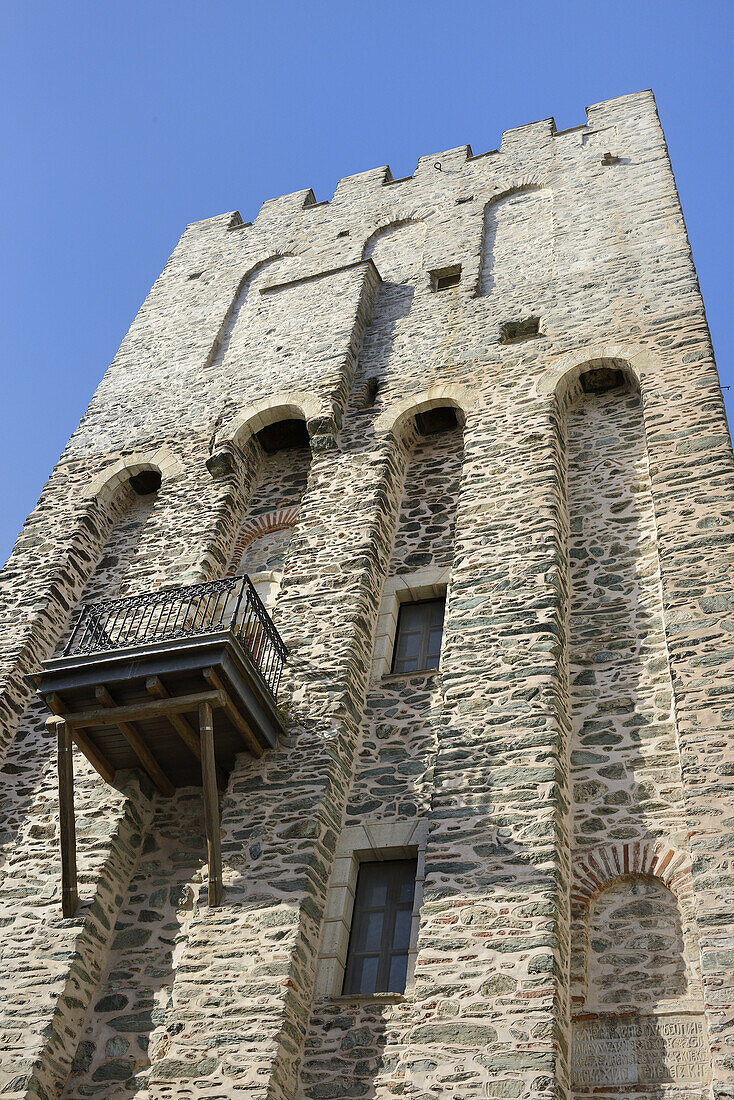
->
left=31, top=630, right=285, bottom=793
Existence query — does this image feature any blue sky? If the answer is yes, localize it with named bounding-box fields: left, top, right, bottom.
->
left=1, top=0, right=732, bottom=565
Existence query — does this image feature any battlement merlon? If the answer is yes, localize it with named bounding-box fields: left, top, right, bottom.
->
left=166, top=89, right=662, bottom=244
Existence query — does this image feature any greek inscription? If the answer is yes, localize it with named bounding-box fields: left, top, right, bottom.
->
left=572, top=1014, right=710, bottom=1089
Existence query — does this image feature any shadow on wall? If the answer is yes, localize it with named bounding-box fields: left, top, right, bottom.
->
left=296, top=1000, right=393, bottom=1100
left=565, top=375, right=686, bottom=845
left=358, top=220, right=424, bottom=379
left=357, top=282, right=414, bottom=385
left=61, top=790, right=207, bottom=1094
left=0, top=479, right=161, bottom=872
left=585, top=875, right=688, bottom=1011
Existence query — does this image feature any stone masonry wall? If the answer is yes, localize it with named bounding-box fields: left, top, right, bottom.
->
left=296, top=420, right=464, bottom=1100
left=0, top=90, right=732, bottom=1100
left=0, top=484, right=162, bottom=1096
left=567, top=382, right=688, bottom=848
left=228, top=444, right=311, bottom=577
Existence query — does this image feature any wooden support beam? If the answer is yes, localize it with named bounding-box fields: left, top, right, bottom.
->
left=45, top=692, right=116, bottom=785
left=202, top=668, right=263, bottom=759
left=95, top=685, right=175, bottom=799
left=146, top=676, right=226, bottom=790
left=64, top=689, right=226, bottom=731
left=49, top=716, right=78, bottom=918
left=200, top=701, right=222, bottom=906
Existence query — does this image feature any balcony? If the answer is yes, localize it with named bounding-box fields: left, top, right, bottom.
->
left=30, top=577, right=288, bottom=913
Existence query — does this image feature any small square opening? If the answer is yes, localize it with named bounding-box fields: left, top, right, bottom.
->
left=362, top=377, right=379, bottom=409
left=431, top=266, right=461, bottom=292
left=499, top=317, right=541, bottom=344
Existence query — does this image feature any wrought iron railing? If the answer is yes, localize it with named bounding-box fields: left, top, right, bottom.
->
left=64, top=576, right=287, bottom=700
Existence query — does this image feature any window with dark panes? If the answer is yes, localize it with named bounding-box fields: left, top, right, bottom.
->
left=391, top=598, right=445, bottom=674
left=342, top=859, right=417, bottom=995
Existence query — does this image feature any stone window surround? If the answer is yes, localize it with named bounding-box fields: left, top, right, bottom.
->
left=84, top=445, right=182, bottom=506
left=371, top=565, right=451, bottom=682
left=314, top=819, right=427, bottom=999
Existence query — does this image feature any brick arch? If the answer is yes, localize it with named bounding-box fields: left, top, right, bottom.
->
left=572, top=840, right=693, bottom=905
left=227, top=508, right=299, bottom=576
left=570, top=841, right=698, bottom=1010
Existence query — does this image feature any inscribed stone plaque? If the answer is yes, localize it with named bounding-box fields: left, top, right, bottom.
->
left=572, top=1014, right=710, bottom=1089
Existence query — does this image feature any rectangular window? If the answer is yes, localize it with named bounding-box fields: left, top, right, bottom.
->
left=391, top=598, right=445, bottom=674
left=342, top=859, right=417, bottom=995
left=430, top=265, right=462, bottom=291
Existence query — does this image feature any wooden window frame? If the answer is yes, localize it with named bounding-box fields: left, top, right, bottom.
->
left=391, top=597, right=445, bottom=674
left=342, top=858, right=417, bottom=996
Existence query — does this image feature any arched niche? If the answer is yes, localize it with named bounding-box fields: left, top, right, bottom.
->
left=479, top=184, right=553, bottom=299
left=586, top=875, right=689, bottom=1011
left=362, top=219, right=427, bottom=285
left=569, top=843, right=709, bottom=1097
left=561, top=361, right=682, bottom=851
left=554, top=355, right=641, bottom=415
left=571, top=868, right=709, bottom=1097
left=85, top=446, right=180, bottom=507
left=213, top=253, right=301, bottom=369
left=388, top=401, right=466, bottom=580
left=225, top=413, right=312, bottom=608
left=216, top=392, right=321, bottom=456
left=369, top=398, right=467, bottom=679
left=67, top=463, right=166, bottom=625
left=374, top=384, right=473, bottom=442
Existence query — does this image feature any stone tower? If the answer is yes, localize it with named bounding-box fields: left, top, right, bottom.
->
left=0, top=89, right=732, bottom=1100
